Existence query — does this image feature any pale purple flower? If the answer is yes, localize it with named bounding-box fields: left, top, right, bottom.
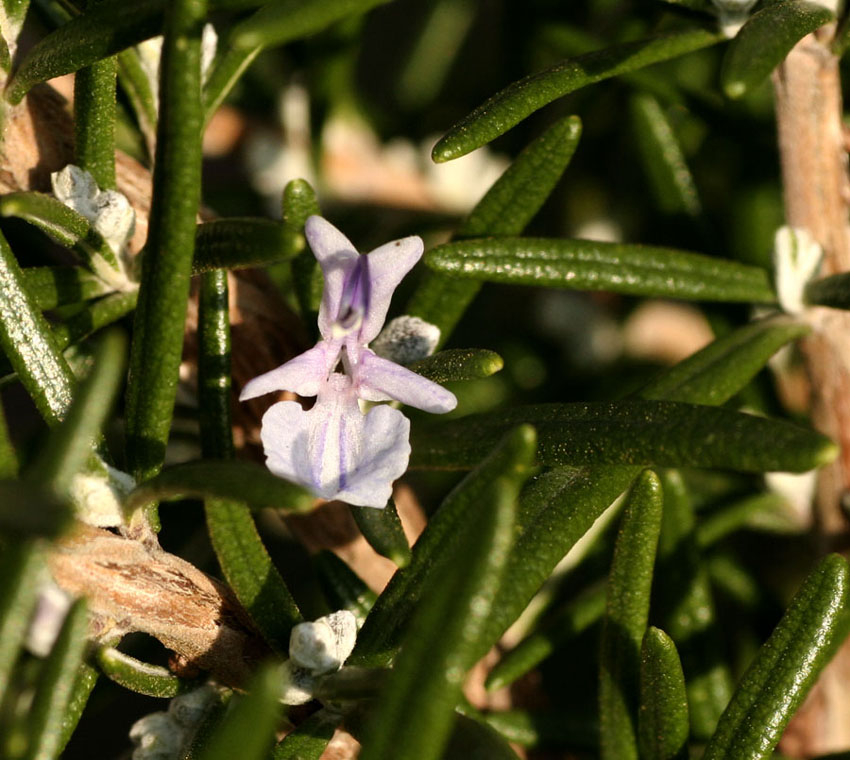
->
left=240, top=216, right=456, bottom=508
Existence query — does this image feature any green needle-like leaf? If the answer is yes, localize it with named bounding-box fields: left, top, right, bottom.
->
left=232, top=0, right=391, bottom=50
left=630, top=92, right=702, bottom=218
left=117, top=48, right=158, bottom=155
left=425, top=237, right=775, bottom=303
left=21, top=266, right=113, bottom=310
left=484, top=709, right=597, bottom=751
left=23, top=598, right=89, bottom=760
left=408, top=348, right=504, bottom=384
left=0, top=227, right=75, bottom=423
left=126, top=460, right=314, bottom=514
left=721, top=0, right=834, bottom=99
left=0, top=482, right=71, bottom=537
left=203, top=43, right=262, bottom=123
left=359, top=474, right=518, bottom=760
left=442, top=714, right=522, bottom=759
left=432, top=28, right=721, bottom=162
left=704, top=554, right=850, bottom=759
left=599, top=471, right=664, bottom=760
left=125, top=0, right=206, bottom=484
left=273, top=708, right=340, bottom=760
left=638, top=627, right=689, bottom=760
left=314, top=550, right=377, bottom=628
left=55, top=665, right=99, bottom=756
left=197, top=663, right=285, bottom=760
left=96, top=646, right=198, bottom=697
left=413, top=400, right=836, bottom=473
left=0, top=0, right=29, bottom=72
left=485, top=583, right=606, bottom=692
left=408, top=115, right=582, bottom=344
left=352, top=425, right=537, bottom=667
left=0, top=191, right=121, bottom=276
left=197, top=270, right=302, bottom=652
left=193, top=218, right=303, bottom=273
left=28, top=328, right=126, bottom=495
left=0, top=403, right=16, bottom=478
left=0, top=543, right=43, bottom=708
left=351, top=498, right=411, bottom=567
left=696, top=492, right=797, bottom=547
left=50, top=291, right=138, bottom=355
left=656, top=471, right=732, bottom=740
left=283, top=179, right=322, bottom=322
left=805, top=271, right=850, bottom=310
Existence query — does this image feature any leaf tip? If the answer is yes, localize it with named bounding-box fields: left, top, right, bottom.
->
left=431, top=136, right=464, bottom=163
left=724, top=80, right=747, bottom=99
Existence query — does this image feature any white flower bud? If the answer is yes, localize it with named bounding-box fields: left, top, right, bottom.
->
left=712, top=0, right=759, bottom=37
left=289, top=610, right=357, bottom=676
left=167, top=684, right=218, bottom=727
left=129, top=712, right=182, bottom=760
left=773, top=225, right=822, bottom=315
left=26, top=579, right=72, bottom=657
left=70, top=459, right=135, bottom=528
left=372, top=316, right=441, bottom=365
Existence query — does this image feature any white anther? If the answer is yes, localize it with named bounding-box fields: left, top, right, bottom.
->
left=773, top=225, right=822, bottom=315
left=372, top=316, right=441, bottom=365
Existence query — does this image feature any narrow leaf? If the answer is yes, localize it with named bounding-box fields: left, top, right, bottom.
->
left=283, top=179, right=322, bottom=321
left=0, top=543, right=43, bottom=707
left=638, top=627, right=689, bottom=760
left=55, top=665, right=98, bottom=756
left=232, top=0, right=391, bottom=51
left=125, top=0, right=206, bottom=483
left=96, top=646, right=198, bottom=697
left=351, top=498, right=411, bottom=567
left=23, top=598, right=89, bottom=760
left=74, top=50, right=118, bottom=189
left=413, top=400, right=837, bottom=474
left=805, top=271, right=850, bottom=310
left=352, top=425, right=537, bottom=666
left=203, top=43, right=262, bottom=122
left=630, top=92, right=701, bottom=218
left=359, top=474, right=518, bottom=760
left=656, top=471, right=732, bottom=740
left=432, top=28, right=721, bottom=162
left=484, top=709, right=597, bottom=751
left=425, top=237, right=775, bottom=303
left=599, top=471, right=664, bottom=760
left=50, top=290, right=138, bottom=354
left=0, top=483, right=71, bottom=537
left=696, top=492, right=796, bottom=547
left=442, top=714, right=522, bottom=760
left=127, top=460, right=314, bottom=514
left=273, top=708, right=340, bottom=760
left=408, top=115, right=582, bottom=344
left=197, top=270, right=303, bottom=651
left=197, top=663, right=285, bottom=760
left=314, top=551, right=377, bottom=628
left=704, top=554, right=850, bottom=759
left=485, top=583, right=605, bottom=692
left=193, top=218, right=303, bottom=273
left=721, top=0, right=834, bottom=99
left=408, top=348, right=503, bottom=383
left=21, top=266, right=113, bottom=310
left=0, top=402, right=16, bottom=478
left=0, top=227, right=75, bottom=423
left=117, top=48, right=158, bottom=155
left=5, top=0, right=163, bottom=103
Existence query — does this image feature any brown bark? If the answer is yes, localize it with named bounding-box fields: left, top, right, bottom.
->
left=773, top=27, right=850, bottom=756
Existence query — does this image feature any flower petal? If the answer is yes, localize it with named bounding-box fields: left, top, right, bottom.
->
left=359, top=235, right=424, bottom=344
left=356, top=350, right=457, bottom=413
left=260, top=400, right=316, bottom=490
left=336, top=404, right=411, bottom=508
left=239, top=343, right=335, bottom=400
left=306, top=216, right=360, bottom=339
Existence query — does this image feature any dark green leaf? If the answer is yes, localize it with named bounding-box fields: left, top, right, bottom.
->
left=0, top=482, right=71, bottom=537
left=197, top=663, right=285, bottom=760
left=55, top=665, right=99, bottom=756
left=126, top=460, right=314, bottom=513
left=352, top=425, right=537, bottom=667
left=21, top=266, right=113, bottom=310
left=23, top=598, right=89, bottom=760
left=5, top=0, right=164, bottom=103
left=432, top=28, right=721, bottom=162
left=599, top=471, right=664, bottom=760
left=408, top=115, right=582, bottom=344
left=696, top=492, right=798, bottom=547
left=425, top=237, right=775, bottom=303
left=193, top=218, right=303, bottom=273
left=442, top=713, right=522, bottom=760
left=413, top=400, right=837, bottom=473
left=638, top=627, right=689, bottom=760
left=283, top=179, right=322, bottom=322
left=359, top=472, right=518, bottom=760
left=314, top=551, right=377, bottom=628
left=0, top=543, right=43, bottom=707
left=125, top=0, right=206, bottom=484
left=96, top=646, right=198, bottom=697
left=656, top=471, right=732, bottom=740
left=273, top=708, right=340, bottom=760
left=351, top=498, right=411, bottom=568
left=0, top=227, right=75, bottom=424
left=50, top=290, right=138, bottom=353
left=232, top=0, right=392, bottom=50
left=117, top=48, right=157, bottom=155
left=74, top=53, right=118, bottom=189
left=0, top=404, right=16, bottom=478
left=704, top=554, right=850, bottom=759
left=484, top=709, right=598, bottom=751
left=630, top=92, right=701, bottom=218
left=408, top=348, right=504, bottom=384
left=485, top=583, right=605, bottom=692
left=721, top=0, right=834, bottom=99
left=203, top=43, right=262, bottom=122
left=805, top=271, right=850, bottom=310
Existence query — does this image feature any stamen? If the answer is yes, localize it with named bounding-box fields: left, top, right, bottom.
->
left=336, top=255, right=370, bottom=333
